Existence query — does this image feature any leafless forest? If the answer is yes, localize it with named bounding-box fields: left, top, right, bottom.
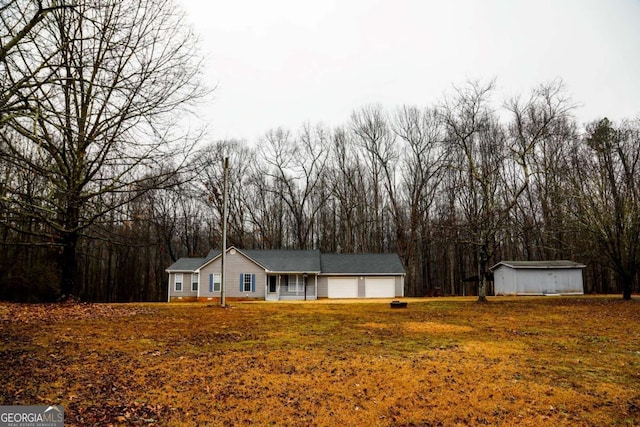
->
left=1, top=1, right=639, bottom=301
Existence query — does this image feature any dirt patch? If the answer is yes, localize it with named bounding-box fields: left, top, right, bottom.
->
left=0, top=301, right=152, bottom=324
left=403, top=321, right=473, bottom=334
left=359, top=322, right=390, bottom=329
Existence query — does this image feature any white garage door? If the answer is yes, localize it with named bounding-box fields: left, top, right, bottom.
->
left=328, top=277, right=359, bottom=298
left=365, top=277, right=395, bottom=298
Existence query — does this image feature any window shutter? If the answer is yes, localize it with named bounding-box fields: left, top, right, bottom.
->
left=251, top=274, right=256, bottom=293
left=209, top=274, right=213, bottom=292
left=240, top=274, right=243, bottom=292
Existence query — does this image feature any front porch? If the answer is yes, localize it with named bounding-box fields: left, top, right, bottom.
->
left=265, top=273, right=317, bottom=301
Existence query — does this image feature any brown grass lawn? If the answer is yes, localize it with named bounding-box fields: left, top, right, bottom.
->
left=1, top=296, right=640, bottom=426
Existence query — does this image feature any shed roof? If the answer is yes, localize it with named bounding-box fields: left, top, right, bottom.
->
left=320, top=253, right=405, bottom=275
left=490, top=260, right=586, bottom=271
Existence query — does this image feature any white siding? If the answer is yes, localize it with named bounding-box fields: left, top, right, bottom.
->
left=517, top=270, right=546, bottom=295
left=494, top=266, right=584, bottom=296
left=494, top=266, right=517, bottom=295
left=544, top=269, right=584, bottom=294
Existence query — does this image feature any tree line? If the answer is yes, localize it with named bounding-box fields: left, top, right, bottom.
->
left=1, top=1, right=638, bottom=301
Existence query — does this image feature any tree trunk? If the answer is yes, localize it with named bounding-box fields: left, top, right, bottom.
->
left=621, top=272, right=634, bottom=300
left=449, top=243, right=456, bottom=295
left=58, top=232, right=79, bottom=299
left=477, top=244, right=488, bottom=303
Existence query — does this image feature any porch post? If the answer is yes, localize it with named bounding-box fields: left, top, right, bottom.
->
left=167, top=274, right=171, bottom=302
left=303, top=273, right=308, bottom=300
left=315, top=274, right=318, bottom=300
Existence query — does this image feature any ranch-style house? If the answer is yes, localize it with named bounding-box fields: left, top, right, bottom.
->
left=166, top=247, right=405, bottom=302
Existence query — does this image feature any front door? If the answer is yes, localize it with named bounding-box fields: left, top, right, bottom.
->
left=268, top=276, right=277, bottom=293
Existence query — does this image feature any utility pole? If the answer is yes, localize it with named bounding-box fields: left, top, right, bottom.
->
left=220, top=157, right=229, bottom=307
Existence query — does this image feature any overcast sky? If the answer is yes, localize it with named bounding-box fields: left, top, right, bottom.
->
left=180, top=0, right=640, bottom=143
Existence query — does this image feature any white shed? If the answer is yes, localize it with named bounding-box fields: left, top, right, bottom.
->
left=491, top=260, right=586, bottom=296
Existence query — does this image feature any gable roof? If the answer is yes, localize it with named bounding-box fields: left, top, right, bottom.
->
left=320, top=253, right=405, bottom=275
left=165, top=249, right=219, bottom=272
left=166, top=257, right=205, bottom=272
left=490, top=260, right=586, bottom=270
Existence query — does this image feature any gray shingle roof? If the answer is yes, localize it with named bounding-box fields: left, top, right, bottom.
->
left=166, top=249, right=220, bottom=272
left=320, top=253, right=405, bottom=274
left=491, top=260, right=586, bottom=270
left=166, top=248, right=406, bottom=275
left=242, top=249, right=321, bottom=272
left=166, top=257, right=206, bottom=272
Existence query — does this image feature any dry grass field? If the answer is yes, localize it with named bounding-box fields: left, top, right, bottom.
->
left=1, top=296, right=639, bottom=426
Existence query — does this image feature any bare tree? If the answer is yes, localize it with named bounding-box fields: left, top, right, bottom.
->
left=326, top=127, right=370, bottom=252
left=1, top=1, right=74, bottom=124
left=442, top=80, right=572, bottom=301
left=197, top=139, right=255, bottom=249
left=441, top=80, right=503, bottom=301
left=0, top=0, right=208, bottom=298
left=245, top=168, right=286, bottom=249
left=393, top=105, right=445, bottom=295
left=350, top=105, right=398, bottom=252
left=258, top=124, right=330, bottom=249
left=570, top=118, right=640, bottom=300
left=511, top=114, right=577, bottom=260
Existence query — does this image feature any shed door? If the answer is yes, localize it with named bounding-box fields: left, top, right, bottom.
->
left=365, top=277, right=395, bottom=298
left=328, top=278, right=358, bottom=298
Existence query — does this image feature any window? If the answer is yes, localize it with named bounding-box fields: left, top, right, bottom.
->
left=288, top=275, right=304, bottom=293
left=240, top=273, right=255, bottom=293
left=175, top=273, right=183, bottom=292
left=192, top=273, right=199, bottom=291
left=210, top=273, right=221, bottom=292
left=243, top=273, right=252, bottom=292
